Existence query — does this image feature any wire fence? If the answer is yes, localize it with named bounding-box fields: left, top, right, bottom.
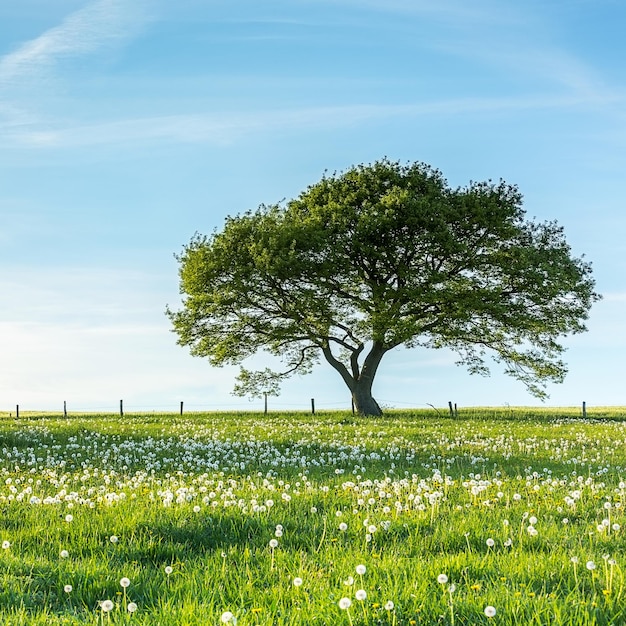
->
left=4, top=396, right=444, bottom=418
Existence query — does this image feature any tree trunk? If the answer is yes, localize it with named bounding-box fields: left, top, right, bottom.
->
left=352, top=381, right=382, bottom=416
left=321, top=340, right=386, bottom=417
left=351, top=341, right=386, bottom=416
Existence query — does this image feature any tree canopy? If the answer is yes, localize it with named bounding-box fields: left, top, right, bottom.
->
left=167, top=159, right=600, bottom=416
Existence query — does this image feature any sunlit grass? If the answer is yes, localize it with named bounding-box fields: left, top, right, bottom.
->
left=1, top=408, right=626, bottom=624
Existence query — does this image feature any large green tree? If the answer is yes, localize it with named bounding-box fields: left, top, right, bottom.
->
left=167, top=160, right=599, bottom=416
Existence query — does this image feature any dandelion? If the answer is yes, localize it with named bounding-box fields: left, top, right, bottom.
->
left=120, top=577, right=130, bottom=588
left=437, top=574, right=449, bottom=585
left=164, top=565, right=173, bottom=575
left=65, top=514, right=73, bottom=523
left=339, top=522, right=348, bottom=532
left=484, top=605, right=497, bottom=618
left=60, top=549, right=69, bottom=558
left=293, top=577, right=303, bottom=587
left=269, top=538, right=278, bottom=571
left=355, top=589, right=367, bottom=601
left=356, top=564, right=366, bottom=576
left=586, top=560, right=596, bottom=571
left=344, top=576, right=354, bottom=586
left=127, top=602, right=138, bottom=613
left=339, top=596, right=354, bottom=624
left=385, top=601, right=395, bottom=611
left=221, top=611, right=235, bottom=623
left=2, top=540, right=10, bottom=549
left=109, top=535, right=118, bottom=544
left=64, top=584, right=73, bottom=593
left=486, top=538, right=495, bottom=548
left=101, top=600, right=114, bottom=612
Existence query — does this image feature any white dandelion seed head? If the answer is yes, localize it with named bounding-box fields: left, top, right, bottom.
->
left=484, top=605, right=496, bottom=618
left=355, top=589, right=367, bottom=601
left=101, top=600, right=114, bottom=612
left=586, top=560, right=596, bottom=570
left=269, top=539, right=279, bottom=549
left=338, top=597, right=352, bottom=610
left=109, top=535, right=118, bottom=544
left=355, top=564, right=366, bottom=576
left=293, top=577, right=303, bottom=587
left=437, top=574, right=448, bottom=584
left=127, top=602, right=138, bottom=613
left=164, top=565, right=173, bottom=575
left=384, top=600, right=395, bottom=611
left=64, top=585, right=73, bottom=593
left=120, top=577, right=130, bottom=588
left=60, top=550, right=69, bottom=559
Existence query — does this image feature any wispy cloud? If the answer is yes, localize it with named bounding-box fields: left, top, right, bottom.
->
left=4, top=92, right=612, bottom=149
left=0, top=0, right=148, bottom=87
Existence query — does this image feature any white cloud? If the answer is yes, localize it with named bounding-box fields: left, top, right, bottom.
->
left=5, top=93, right=605, bottom=149
left=0, top=0, right=148, bottom=86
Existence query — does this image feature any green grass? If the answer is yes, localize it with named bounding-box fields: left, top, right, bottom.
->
left=1, top=408, right=626, bottom=624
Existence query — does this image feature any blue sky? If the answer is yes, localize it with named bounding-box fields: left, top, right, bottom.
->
left=1, top=0, right=625, bottom=413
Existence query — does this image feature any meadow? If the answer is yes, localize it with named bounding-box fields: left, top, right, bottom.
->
left=1, top=407, right=625, bottom=625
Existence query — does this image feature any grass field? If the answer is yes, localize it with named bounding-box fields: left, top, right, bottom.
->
left=1, top=407, right=625, bottom=625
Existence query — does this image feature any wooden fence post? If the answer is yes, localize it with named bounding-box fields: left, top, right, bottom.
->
left=180, top=401, right=184, bottom=416
left=582, top=401, right=587, bottom=419
left=120, top=399, right=124, bottom=417
left=63, top=401, right=67, bottom=418
left=16, top=405, right=19, bottom=419
left=311, top=398, right=315, bottom=415
left=448, top=401, right=454, bottom=417
left=264, top=393, right=268, bottom=415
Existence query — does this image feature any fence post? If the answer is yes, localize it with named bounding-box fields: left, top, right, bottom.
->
left=120, top=399, right=124, bottom=417
left=180, top=401, right=184, bottom=416
left=454, top=403, right=458, bottom=418
left=582, top=401, right=587, bottom=419
left=16, top=404, right=19, bottom=419
left=264, top=393, right=268, bottom=415
left=63, top=401, right=67, bottom=418
left=311, top=398, right=315, bottom=415
left=448, top=401, right=454, bottom=417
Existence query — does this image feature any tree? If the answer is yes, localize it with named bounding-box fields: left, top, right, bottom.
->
left=167, top=159, right=600, bottom=416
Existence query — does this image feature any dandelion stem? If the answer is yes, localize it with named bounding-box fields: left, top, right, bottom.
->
left=315, top=516, right=327, bottom=553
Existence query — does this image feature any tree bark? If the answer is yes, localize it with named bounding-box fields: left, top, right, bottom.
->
left=352, top=381, right=382, bottom=416
left=351, top=341, right=386, bottom=416
left=321, top=340, right=387, bottom=417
